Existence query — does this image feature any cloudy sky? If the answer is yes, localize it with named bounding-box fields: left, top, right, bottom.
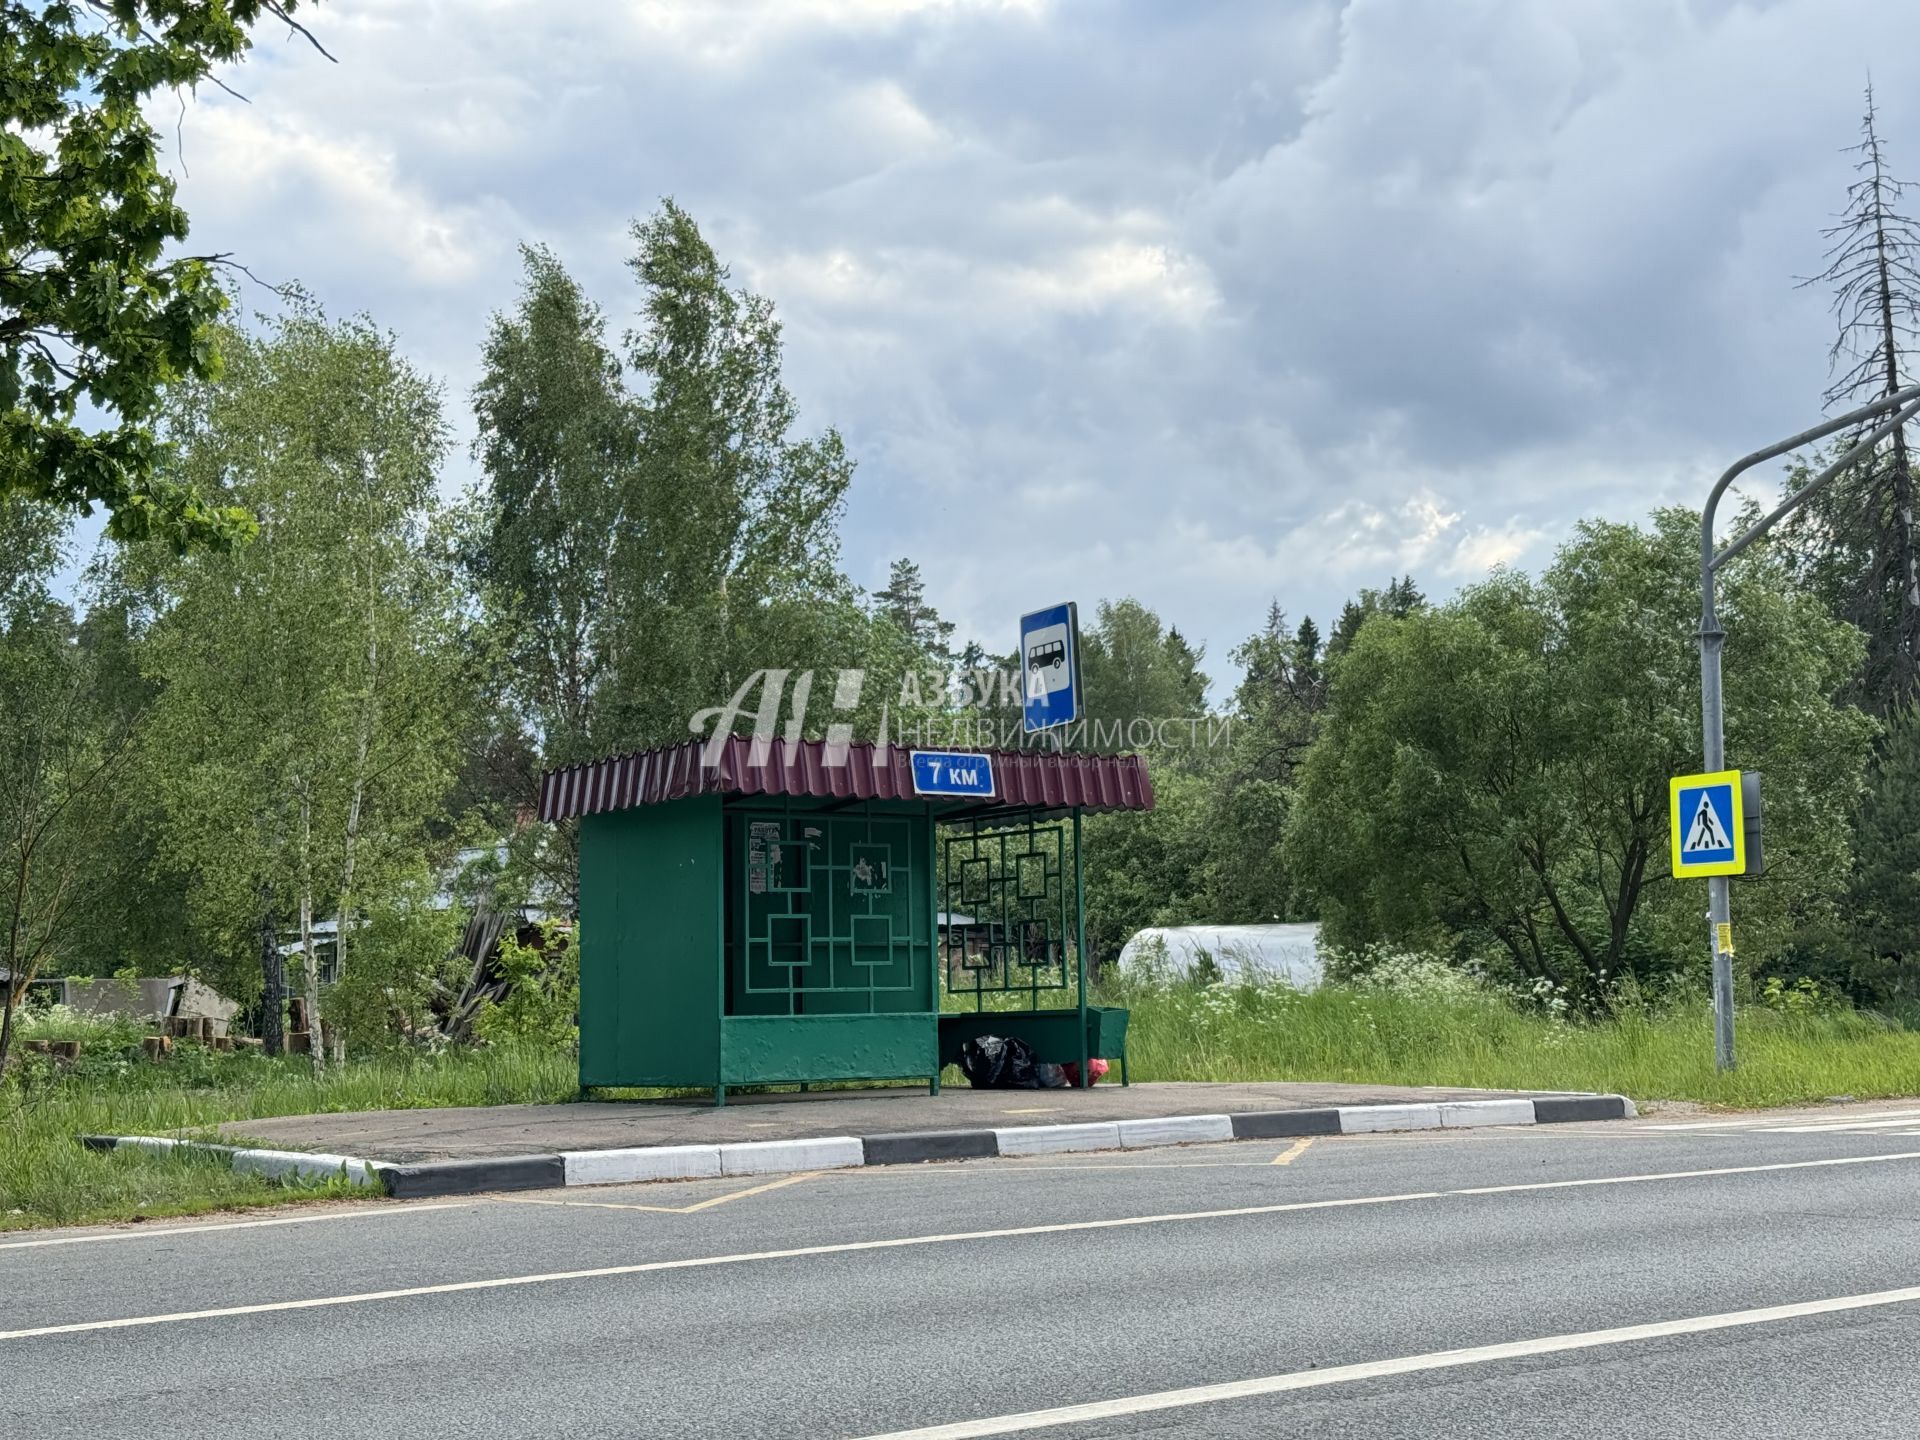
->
left=157, top=0, right=1919, bottom=690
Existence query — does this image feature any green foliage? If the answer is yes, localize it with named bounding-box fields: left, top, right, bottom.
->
left=111, top=307, right=469, bottom=1029
left=0, top=0, right=320, bottom=548
left=0, top=497, right=136, bottom=1070
left=1846, top=701, right=1920, bottom=1009
left=1288, top=512, right=1875, bottom=1005
left=1101, top=966, right=1920, bottom=1109
left=323, top=872, right=465, bottom=1053
left=1, top=1041, right=575, bottom=1230
left=474, top=924, right=578, bottom=1049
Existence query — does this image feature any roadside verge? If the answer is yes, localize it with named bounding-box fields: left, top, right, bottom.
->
left=82, top=1093, right=1635, bottom=1199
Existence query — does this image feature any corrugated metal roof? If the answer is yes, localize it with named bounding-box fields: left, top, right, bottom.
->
left=538, top=737, right=1155, bottom=822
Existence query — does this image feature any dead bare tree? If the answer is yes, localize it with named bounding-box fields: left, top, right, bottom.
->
left=1793, top=83, right=1920, bottom=707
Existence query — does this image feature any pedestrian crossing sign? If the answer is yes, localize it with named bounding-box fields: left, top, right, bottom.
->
left=1669, top=769, right=1746, bottom=879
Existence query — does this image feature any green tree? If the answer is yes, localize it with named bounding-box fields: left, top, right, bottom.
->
left=0, top=501, right=136, bottom=1073
left=872, top=558, right=956, bottom=666
left=1, top=0, right=324, bottom=547
left=1288, top=513, right=1872, bottom=1006
left=1849, top=702, right=1920, bottom=1010
left=1079, top=598, right=1209, bottom=744
left=131, top=309, right=467, bottom=1059
left=470, top=245, right=635, bottom=774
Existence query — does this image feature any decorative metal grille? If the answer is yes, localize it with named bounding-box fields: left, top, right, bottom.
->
left=938, top=819, right=1075, bottom=1010
left=730, top=809, right=930, bottom=1015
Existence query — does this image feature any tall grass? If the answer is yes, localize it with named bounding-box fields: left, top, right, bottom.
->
left=1104, top=967, right=1920, bottom=1109
left=0, top=1043, right=575, bottom=1231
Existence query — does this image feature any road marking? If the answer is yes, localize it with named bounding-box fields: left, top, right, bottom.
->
left=497, top=1172, right=821, bottom=1215
left=850, top=1283, right=1920, bottom=1438
left=1002, top=1108, right=1060, bottom=1115
left=1641, top=1108, right=1920, bottom=1133
left=0, top=1203, right=466, bottom=1254
left=1271, top=1138, right=1315, bottom=1166
left=8, top=1149, right=1919, bottom=1343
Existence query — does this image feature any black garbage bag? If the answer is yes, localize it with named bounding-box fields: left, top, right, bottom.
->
left=959, top=1035, right=1012, bottom=1088
left=960, top=1035, right=1053, bottom=1089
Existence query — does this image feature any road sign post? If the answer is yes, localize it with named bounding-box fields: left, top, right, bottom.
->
left=1020, top=602, right=1081, bottom=740
left=1696, top=382, right=1920, bottom=1070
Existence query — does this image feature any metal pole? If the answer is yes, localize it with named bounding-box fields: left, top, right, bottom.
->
left=1073, top=808, right=1089, bottom=1089
left=1697, top=382, right=1920, bottom=1072
left=1696, top=561, right=1736, bottom=1071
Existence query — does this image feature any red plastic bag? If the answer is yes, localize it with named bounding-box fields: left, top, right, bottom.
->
left=1060, top=1058, right=1110, bottom=1087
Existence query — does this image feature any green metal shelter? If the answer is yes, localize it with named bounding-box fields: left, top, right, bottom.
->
left=538, top=737, right=1155, bottom=1103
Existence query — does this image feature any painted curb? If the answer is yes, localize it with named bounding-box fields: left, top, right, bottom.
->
left=77, top=1092, right=1638, bottom=1200
left=79, top=1135, right=381, bottom=1187
left=994, top=1121, right=1122, bottom=1156
left=1230, top=1108, right=1343, bottom=1140
left=379, top=1154, right=565, bottom=1199
left=718, top=1136, right=864, bottom=1176
left=863, top=1129, right=999, bottom=1165
left=1117, top=1114, right=1235, bottom=1149
left=563, top=1144, right=720, bottom=1186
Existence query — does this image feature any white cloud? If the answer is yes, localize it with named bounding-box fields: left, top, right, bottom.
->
left=133, top=0, right=1920, bottom=683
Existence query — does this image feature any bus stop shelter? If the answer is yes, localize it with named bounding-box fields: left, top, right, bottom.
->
left=537, top=737, right=1155, bottom=1104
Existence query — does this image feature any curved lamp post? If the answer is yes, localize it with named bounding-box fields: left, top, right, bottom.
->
left=1698, top=382, right=1920, bottom=1070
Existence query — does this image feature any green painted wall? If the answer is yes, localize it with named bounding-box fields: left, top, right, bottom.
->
left=578, top=796, right=724, bottom=1087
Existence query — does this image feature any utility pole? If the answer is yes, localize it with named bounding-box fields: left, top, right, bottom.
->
left=1698, top=383, right=1920, bottom=1069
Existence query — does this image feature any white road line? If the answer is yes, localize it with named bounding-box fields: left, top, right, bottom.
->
left=0, top=1203, right=467, bottom=1253
left=1760, top=1116, right=1920, bottom=1134
left=5, top=1149, right=1919, bottom=1343
left=851, top=1283, right=1920, bottom=1439
left=1642, top=1108, right=1920, bottom=1132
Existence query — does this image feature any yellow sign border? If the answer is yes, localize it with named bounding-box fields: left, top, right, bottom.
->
left=1670, top=769, right=1746, bottom=878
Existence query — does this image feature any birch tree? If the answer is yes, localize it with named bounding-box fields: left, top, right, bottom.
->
left=134, top=309, right=465, bottom=1061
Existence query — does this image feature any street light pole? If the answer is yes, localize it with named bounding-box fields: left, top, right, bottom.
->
left=1698, top=383, right=1920, bottom=1070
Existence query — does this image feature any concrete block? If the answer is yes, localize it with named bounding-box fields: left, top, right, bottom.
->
left=718, top=1137, right=864, bottom=1176
left=862, top=1130, right=999, bottom=1165
left=377, top=1154, right=565, bottom=1199
left=1337, top=1103, right=1444, bottom=1134
left=564, top=1145, right=721, bottom=1186
left=1230, top=1109, right=1343, bottom=1140
left=994, top=1122, right=1122, bottom=1156
left=1534, top=1094, right=1638, bottom=1124
left=1439, top=1099, right=1538, bottom=1129
left=1117, top=1114, right=1234, bottom=1149
left=230, top=1148, right=380, bottom=1187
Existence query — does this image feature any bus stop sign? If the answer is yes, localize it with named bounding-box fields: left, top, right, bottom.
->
left=1021, top=602, right=1081, bottom=733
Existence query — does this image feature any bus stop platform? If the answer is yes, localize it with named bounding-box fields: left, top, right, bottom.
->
left=210, top=1080, right=1633, bottom=1180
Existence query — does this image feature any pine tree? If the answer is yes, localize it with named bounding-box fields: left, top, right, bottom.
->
left=1791, top=84, right=1920, bottom=708
left=872, top=558, right=956, bottom=663
left=1850, top=702, right=1920, bottom=1008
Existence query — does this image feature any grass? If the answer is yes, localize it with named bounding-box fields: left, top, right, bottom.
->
left=1106, top=972, right=1920, bottom=1109
left=0, top=1041, right=574, bottom=1232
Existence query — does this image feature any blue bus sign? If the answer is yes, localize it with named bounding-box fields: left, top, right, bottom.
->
left=910, top=750, right=996, bottom=798
left=1020, top=601, right=1081, bottom=733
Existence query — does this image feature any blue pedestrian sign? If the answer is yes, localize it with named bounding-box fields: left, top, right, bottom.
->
left=1669, top=769, right=1746, bottom=878
left=910, top=750, right=996, bottom=799
left=1020, top=601, right=1081, bottom=733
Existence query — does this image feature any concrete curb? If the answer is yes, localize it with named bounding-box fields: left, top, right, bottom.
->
left=79, top=1093, right=1635, bottom=1200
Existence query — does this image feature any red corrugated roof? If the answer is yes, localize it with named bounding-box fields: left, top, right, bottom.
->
left=537, top=737, right=1155, bottom=821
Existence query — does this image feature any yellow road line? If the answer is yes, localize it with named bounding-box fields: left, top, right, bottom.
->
left=1272, top=1138, right=1315, bottom=1166
left=496, top=1171, right=822, bottom=1215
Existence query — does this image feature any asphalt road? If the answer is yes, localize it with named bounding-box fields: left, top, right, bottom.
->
left=10, top=1103, right=1920, bottom=1437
